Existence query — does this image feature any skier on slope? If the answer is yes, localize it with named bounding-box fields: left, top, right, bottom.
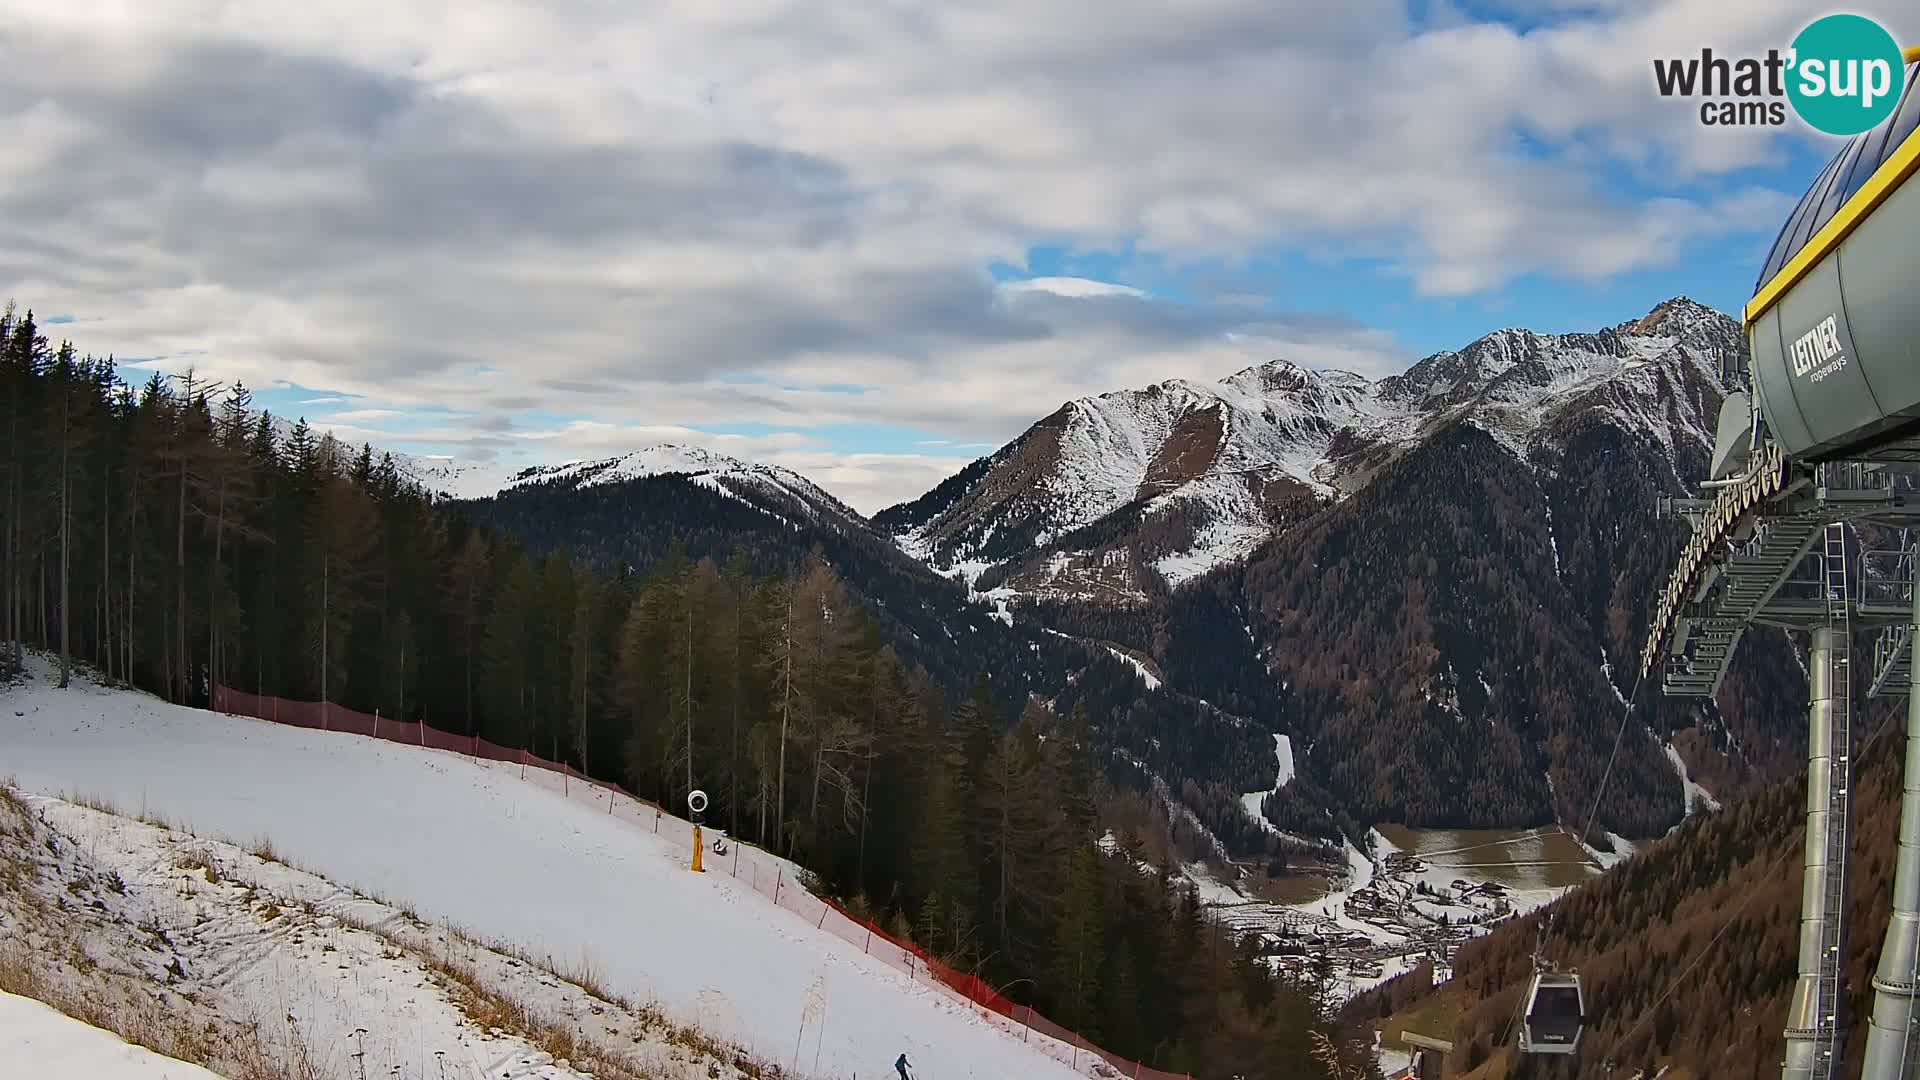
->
left=895, top=1051, right=914, bottom=1079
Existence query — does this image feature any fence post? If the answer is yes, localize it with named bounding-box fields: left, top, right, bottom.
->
left=775, top=869, right=782, bottom=904
left=864, top=927, right=872, bottom=954
left=373, top=708, right=380, bottom=740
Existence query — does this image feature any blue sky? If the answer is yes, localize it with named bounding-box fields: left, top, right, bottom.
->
left=9, top=0, right=1902, bottom=510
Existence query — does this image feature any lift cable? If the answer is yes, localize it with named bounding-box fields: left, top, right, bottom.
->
left=1495, top=917, right=1555, bottom=1049
left=1577, top=669, right=1648, bottom=863
left=1604, top=630, right=1917, bottom=1071
left=1492, top=655, right=1645, bottom=1055
left=1606, top=843, right=1785, bottom=1065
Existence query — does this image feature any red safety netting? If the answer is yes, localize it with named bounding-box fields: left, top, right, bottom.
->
left=210, top=686, right=1189, bottom=1080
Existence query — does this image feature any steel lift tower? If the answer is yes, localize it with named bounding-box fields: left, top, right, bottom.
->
left=1640, top=52, right=1920, bottom=1080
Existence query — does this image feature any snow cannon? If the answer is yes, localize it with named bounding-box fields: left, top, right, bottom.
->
left=1738, top=54, right=1920, bottom=464
left=688, top=789, right=709, bottom=873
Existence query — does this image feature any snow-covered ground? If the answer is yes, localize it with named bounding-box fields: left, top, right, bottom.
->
left=1103, top=646, right=1161, bottom=691
left=0, top=991, right=223, bottom=1080
left=1239, top=734, right=1294, bottom=833
left=1665, top=742, right=1722, bottom=817
left=892, top=299, right=1734, bottom=600
left=2, top=789, right=709, bottom=1079
left=1152, top=523, right=1272, bottom=587
left=0, top=663, right=1098, bottom=1080
left=1290, top=834, right=1425, bottom=998
left=415, top=443, right=855, bottom=522
left=1577, top=830, right=1639, bottom=871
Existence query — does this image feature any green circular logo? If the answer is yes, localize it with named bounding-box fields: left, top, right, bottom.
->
left=1787, top=14, right=1908, bottom=136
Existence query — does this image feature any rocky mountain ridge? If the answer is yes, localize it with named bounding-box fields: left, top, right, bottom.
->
left=879, top=297, right=1742, bottom=603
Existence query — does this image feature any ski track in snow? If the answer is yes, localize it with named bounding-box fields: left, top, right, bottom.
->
left=0, top=668, right=1100, bottom=1080
left=1238, top=734, right=1294, bottom=834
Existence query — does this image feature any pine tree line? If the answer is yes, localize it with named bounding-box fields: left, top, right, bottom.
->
left=1, top=304, right=1365, bottom=1078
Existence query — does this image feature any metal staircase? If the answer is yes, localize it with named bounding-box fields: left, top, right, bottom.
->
left=1725, top=520, right=1831, bottom=619
left=1663, top=516, right=1826, bottom=697
left=1872, top=622, right=1913, bottom=698
left=1652, top=460, right=1906, bottom=699
left=1867, top=540, right=1916, bottom=699
left=1813, top=522, right=1855, bottom=1080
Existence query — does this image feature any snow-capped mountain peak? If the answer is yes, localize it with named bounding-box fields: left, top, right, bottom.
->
left=883, top=298, right=1741, bottom=602
left=493, top=443, right=862, bottom=523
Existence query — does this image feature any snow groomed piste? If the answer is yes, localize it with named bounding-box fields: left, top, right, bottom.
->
left=0, top=668, right=1190, bottom=1080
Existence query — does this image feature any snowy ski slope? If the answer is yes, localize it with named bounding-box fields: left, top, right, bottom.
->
left=0, top=669, right=1093, bottom=1080
left=0, top=990, right=223, bottom=1080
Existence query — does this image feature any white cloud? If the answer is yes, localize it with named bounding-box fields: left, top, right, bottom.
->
left=327, top=407, right=410, bottom=422
left=997, top=277, right=1147, bottom=299
left=0, top=0, right=1822, bottom=509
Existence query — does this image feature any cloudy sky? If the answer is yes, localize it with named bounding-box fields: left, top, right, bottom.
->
left=1, top=0, right=1903, bottom=511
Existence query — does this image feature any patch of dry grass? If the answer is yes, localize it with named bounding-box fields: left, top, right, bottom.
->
left=0, top=793, right=287, bottom=1079
left=0, top=781, right=30, bottom=831
left=172, top=848, right=223, bottom=886
left=248, top=834, right=279, bottom=864
left=1, top=935, right=283, bottom=1078
left=0, top=942, right=45, bottom=999
left=329, top=909, right=787, bottom=1080
left=0, top=790, right=42, bottom=908
left=65, top=790, right=120, bottom=817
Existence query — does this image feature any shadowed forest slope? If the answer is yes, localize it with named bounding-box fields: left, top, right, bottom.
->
left=1355, top=696, right=1909, bottom=1078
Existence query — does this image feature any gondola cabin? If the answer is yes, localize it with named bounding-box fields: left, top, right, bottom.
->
left=1518, top=971, right=1585, bottom=1056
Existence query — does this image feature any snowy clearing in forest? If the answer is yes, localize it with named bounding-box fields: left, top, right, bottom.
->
left=1664, top=742, right=1722, bottom=817
left=1238, top=734, right=1295, bottom=833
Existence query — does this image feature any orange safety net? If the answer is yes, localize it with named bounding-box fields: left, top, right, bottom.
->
left=211, top=686, right=1190, bottom=1080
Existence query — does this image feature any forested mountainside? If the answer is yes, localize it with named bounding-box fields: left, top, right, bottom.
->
left=0, top=304, right=1374, bottom=1079
left=457, top=298, right=1806, bottom=842
left=889, top=298, right=1804, bottom=838
left=454, top=453, right=1301, bottom=841
left=1354, top=696, right=1910, bottom=1079
left=456, top=451, right=1057, bottom=700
